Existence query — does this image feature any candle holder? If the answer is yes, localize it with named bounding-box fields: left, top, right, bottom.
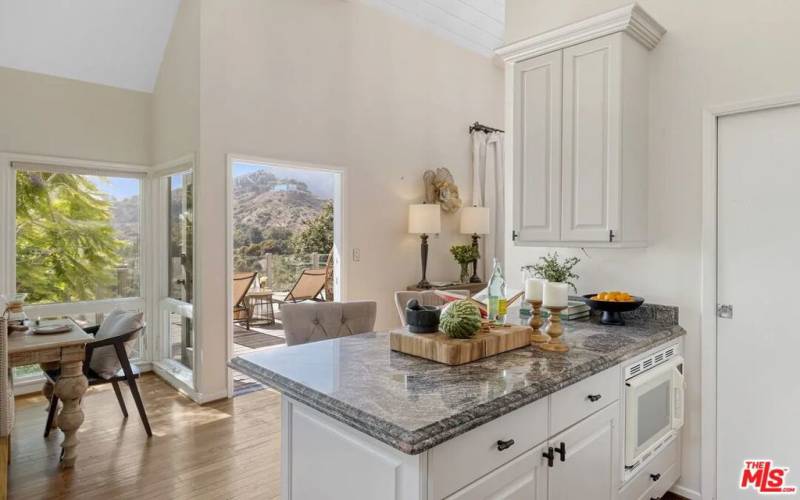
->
left=540, top=306, right=569, bottom=352
left=527, top=299, right=549, bottom=343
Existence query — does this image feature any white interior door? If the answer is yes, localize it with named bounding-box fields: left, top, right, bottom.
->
left=717, top=104, right=800, bottom=498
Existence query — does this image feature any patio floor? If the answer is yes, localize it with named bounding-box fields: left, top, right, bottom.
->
left=232, top=321, right=287, bottom=396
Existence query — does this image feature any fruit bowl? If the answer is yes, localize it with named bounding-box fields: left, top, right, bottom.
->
left=582, top=294, right=645, bottom=326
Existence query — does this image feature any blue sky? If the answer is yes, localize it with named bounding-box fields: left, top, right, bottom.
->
left=88, top=176, right=140, bottom=200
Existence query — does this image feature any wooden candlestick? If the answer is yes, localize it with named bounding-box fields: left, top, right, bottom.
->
left=540, top=306, right=569, bottom=352
left=527, top=300, right=549, bottom=343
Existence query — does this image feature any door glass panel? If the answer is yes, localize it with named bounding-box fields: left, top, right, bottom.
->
left=169, top=312, right=194, bottom=370
left=637, top=379, right=670, bottom=447
left=168, top=172, right=193, bottom=303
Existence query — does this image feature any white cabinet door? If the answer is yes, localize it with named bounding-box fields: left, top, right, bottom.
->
left=548, top=403, right=619, bottom=500
left=446, top=445, right=548, bottom=500
left=561, top=35, right=621, bottom=242
left=512, top=50, right=562, bottom=242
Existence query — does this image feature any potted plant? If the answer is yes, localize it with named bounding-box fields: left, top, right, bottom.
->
left=524, top=252, right=581, bottom=292
left=450, top=244, right=480, bottom=284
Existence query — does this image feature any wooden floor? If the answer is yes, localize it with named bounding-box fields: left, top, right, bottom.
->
left=8, top=374, right=282, bottom=500
left=8, top=373, right=690, bottom=500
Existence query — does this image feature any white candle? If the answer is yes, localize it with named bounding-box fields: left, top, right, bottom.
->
left=525, top=278, right=543, bottom=301
left=543, top=282, right=568, bottom=308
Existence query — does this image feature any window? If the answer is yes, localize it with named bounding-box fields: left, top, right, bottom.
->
left=15, top=169, right=142, bottom=304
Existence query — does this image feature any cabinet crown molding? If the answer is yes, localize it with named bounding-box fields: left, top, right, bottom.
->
left=496, top=3, right=665, bottom=63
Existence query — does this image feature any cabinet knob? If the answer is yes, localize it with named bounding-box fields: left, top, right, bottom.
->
left=543, top=447, right=555, bottom=467
left=587, top=394, right=602, bottom=402
left=650, top=472, right=661, bottom=481
left=496, top=439, right=515, bottom=451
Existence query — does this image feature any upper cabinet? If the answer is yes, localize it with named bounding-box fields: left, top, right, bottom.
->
left=498, top=4, right=665, bottom=248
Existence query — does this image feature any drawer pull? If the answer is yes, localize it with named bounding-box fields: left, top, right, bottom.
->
left=650, top=472, right=661, bottom=481
left=543, top=447, right=555, bottom=467
left=587, top=394, right=602, bottom=402
left=496, top=439, right=515, bottom=451
left=555, top=441, right=566, bottom=462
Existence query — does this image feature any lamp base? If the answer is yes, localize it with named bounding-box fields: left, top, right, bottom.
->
left=416, top=279, right=432, bottom=289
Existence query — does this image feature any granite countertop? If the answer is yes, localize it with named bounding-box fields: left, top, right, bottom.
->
left=230, top=304, right=685, bottom=455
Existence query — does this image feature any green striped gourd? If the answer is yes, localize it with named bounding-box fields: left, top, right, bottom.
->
left=440, top=300, right=481, bottom=339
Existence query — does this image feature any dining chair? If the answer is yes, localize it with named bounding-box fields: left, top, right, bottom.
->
left=281, top=301, right=377, bottom=346
left=43, top=314, right=152, bottom=438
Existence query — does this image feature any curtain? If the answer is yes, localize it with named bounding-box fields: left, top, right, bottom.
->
left=471, top=131, right=505, bottom=280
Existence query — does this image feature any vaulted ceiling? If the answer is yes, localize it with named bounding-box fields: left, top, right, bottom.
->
left=362, top=0, right=505, bottom=57
left=0, top=0, right=502, bottom=94
left=0, top=0, right=180, bottom=92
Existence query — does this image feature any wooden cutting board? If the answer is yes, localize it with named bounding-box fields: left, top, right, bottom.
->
left=389, top=324, right=531, bottom=365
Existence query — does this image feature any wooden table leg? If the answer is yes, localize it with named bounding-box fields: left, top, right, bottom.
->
left=54, top=359, right=88, bottom=468
left=40, top=361, right=59, bottom=429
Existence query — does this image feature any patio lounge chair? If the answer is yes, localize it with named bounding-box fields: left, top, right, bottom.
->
left=233, top=272, right=257, bottom=330
left=274, top=268, right=327, bottom=304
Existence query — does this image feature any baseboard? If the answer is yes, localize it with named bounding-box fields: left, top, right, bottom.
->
left=671, top=483, right=702, bottom=500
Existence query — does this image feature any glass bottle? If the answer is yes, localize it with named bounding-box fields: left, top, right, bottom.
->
left=487, top=259, right=507, bottom=324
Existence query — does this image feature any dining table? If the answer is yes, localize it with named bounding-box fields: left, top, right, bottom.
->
left=7, top=319, right=92, bottom=468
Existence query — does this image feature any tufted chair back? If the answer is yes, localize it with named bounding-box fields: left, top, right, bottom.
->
left=281, top=301, right=377, bottom=346
left=394, top=290, right=468, bottom=326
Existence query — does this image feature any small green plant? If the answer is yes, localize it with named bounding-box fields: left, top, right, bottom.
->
left=524, top=252, right=581, bottom=292
left=450, top=244, right=480, bottom=265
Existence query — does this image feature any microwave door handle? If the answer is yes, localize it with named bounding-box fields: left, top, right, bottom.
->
left=672, top=366, right=685, bottom=430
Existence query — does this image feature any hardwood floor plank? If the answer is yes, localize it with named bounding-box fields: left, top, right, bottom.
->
left=8, top=374, right=281, bottom=499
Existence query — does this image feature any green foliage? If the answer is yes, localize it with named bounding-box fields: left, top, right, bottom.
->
left=449, top=244, right=479, bottom=265
left=16, top=172, right=128, bottom=303
left=524, top=252, right=581, bottom=292
left=291, top=201, right=333, bottom=255
left=440, top=300, right=482, bottom=339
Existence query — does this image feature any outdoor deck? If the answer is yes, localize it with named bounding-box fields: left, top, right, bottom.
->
left=232, top=322, right=286, bottom=395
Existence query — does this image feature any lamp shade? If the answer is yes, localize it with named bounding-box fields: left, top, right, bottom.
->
left=460, top=206, right=490, bottom=235
left=408, top=204, right=441, bottom=234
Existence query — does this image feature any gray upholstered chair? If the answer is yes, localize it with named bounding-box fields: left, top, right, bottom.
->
left=393, top=290, right=468, bottom=326
left=281, top=301, right=377, bottom=346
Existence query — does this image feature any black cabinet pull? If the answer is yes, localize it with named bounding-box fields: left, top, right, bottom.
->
left=555, top=441, right=566, bottom=462
left=587, top=394, right=602, bottom=402
left=497, top=439, right=515, bottom=451
left=650, top=472, right=661, bottom=481
left=543, top=447, right=555, bottom=467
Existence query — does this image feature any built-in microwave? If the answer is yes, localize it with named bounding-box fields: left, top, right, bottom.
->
left=624, top=344, right=685, bottom=473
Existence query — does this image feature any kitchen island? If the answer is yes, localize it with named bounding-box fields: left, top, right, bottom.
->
left=230, top=305, right=685, bottom=500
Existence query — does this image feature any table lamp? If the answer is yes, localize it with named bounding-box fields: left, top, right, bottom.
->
left=459, top=206, right=489, bottom=283
left=408, top=203, right=441, bottom=289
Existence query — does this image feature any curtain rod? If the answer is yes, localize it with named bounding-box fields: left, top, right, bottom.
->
left=469, top=121, right=505, bottom=134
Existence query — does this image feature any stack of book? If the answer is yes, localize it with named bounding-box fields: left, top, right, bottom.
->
left=540, top=300, right=591, bottom=320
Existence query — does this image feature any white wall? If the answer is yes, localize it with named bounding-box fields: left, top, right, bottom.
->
left=504, top=0, right=800, bottom=497
left=152, top=0, right=201, bottom=165
left=0, top=66, right=151, bottom=164
left=189, top=0, right=503, bottom=398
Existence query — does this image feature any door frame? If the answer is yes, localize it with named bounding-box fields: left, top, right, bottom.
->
left=225, top=154, right=348, bottom=397
left=700, top=93, right=800, bottom=500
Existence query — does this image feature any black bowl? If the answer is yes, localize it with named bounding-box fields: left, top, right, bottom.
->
left=405, top=299, right=441, bottom=333
left=582, top=294, right=645, bottom=326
